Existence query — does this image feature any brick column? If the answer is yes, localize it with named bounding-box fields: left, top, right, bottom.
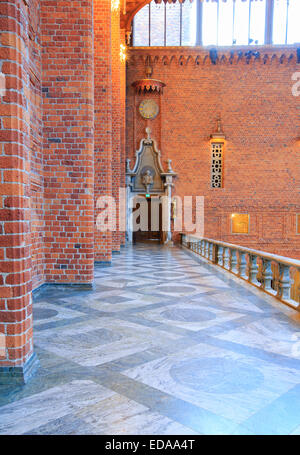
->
left=41, top=0, right=95, bottom=283
left=0, top=0, right=39, bottom=384
left=111, top=6, right=121, bottom=253
left=94, top=0, right=112, bottom=262
left=120, top=29, right=126, bottom=247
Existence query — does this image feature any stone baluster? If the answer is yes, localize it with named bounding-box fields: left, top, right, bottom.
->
left=223, top=247, right=231, bottom=270
left=201, top=240, right=205, bottom=256
left=204, top=240, right=208, bottom=258
left=206, top=242, right=210, bottom=259
left=262, top=258, right=273, bottom=292
left=248, top=254, right=259, bottom=285
left=230, top=249, right=238, bottom=274
left=209, top=243, right=213, bottom=261
left=277, top=264, right=291, bottom=301
left=238, top=251, right=247, bottom=278
left=217, top=246, right=224, bottom=266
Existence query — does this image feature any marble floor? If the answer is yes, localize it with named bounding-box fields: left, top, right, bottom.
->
left=1, top=243, right=300, bottom=435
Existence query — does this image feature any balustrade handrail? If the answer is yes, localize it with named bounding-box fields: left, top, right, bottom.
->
left=180, top=233, right=300, bottom=310
left=182, top=234, right=300, bottom=268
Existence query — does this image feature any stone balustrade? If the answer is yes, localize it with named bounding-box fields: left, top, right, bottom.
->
left=180, top=234, right=300, bottom=310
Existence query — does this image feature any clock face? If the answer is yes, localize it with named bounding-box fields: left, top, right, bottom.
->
left=139, top=99, right=159, bottom=120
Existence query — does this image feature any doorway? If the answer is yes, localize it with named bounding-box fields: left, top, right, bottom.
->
left=132, top=195, right=165, bottom=244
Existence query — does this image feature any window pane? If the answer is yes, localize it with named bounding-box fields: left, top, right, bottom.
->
left=273, top=0, right=288, bottom=44
left=150, top=2, right=164, bottom=46
left=287, top=0, right=300, bottom=44
left=249, top=0, right=266, bottom=45
left=203, top=1, right=218, bottom=46
left=182, top=1, right=197, bottom=46
left=233, top=0, right=250, bottom=45
left=166, top=3, right=180, bottom=46
left=218, top=0, right=234, bottom=46
left=133, top=5, right=149, bottom=46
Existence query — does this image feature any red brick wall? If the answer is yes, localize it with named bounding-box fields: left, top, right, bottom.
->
left=94, top=0, right=112, bottom=262
left=0, top=0, right=39, bottom=368
left=41, top=0, right=94, bottom=282
left=126, top=47, right=300, bottom=259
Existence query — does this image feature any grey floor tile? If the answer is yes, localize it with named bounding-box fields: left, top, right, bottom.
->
left=1, top=243, right=300, bottom=435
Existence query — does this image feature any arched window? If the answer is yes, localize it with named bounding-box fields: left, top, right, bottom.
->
left=133, top=1, right=197, bottom=46
left=132, top=0, right=300, bottom=47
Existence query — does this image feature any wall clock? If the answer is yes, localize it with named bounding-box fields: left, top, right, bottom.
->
left=139, top=99, right=159, bottom=120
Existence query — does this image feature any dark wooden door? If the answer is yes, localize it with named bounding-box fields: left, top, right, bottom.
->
left=133, top=197, right=163, bottom=243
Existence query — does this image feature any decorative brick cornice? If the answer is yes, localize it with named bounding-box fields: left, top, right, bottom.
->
left=129, top=46, right=300, bottom=67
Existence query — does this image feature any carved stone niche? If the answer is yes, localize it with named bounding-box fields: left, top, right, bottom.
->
left=126, top=128, right=176, bottom=245
left=126, top=128, right=176, bottom=194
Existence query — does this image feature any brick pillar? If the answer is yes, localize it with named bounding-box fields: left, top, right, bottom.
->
left=111, top=7, right=121, bottom=253
left=120, top=29, right=126, bottom=246
left=0, top=0, right=39, bottom=384
left=94, top=0, right=112, bottom=262
left=41, top=0, right=94, bottom=283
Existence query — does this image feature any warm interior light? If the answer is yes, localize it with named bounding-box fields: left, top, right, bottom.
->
left=231, top=214, right=250, bottom=234
left=210, top=138, right=225, bottom=144
left=120, top=44, right=126, bottom=62
left=111, top=0, right=120, bottom=12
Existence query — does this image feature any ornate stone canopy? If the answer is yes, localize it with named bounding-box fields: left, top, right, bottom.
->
left=126, top=127, right=176, bottom=194
left=125, top=128, right=177, bottom=245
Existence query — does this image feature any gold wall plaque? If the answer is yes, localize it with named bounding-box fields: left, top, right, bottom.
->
left=231, top=214, right=250, bottom=234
